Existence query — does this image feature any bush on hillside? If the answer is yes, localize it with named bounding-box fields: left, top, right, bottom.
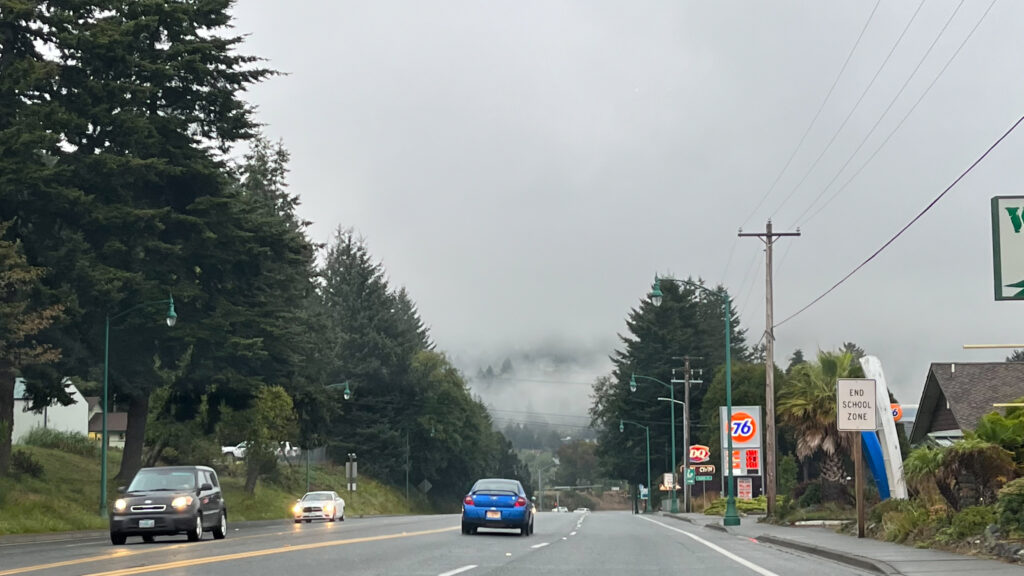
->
left=21, top=428, right=97, bottom=458
left=11, top=450, right=44, bottom=478
left=997, top=477, right=1024, bottom=534
left=937, top=505, right=995, bottom=542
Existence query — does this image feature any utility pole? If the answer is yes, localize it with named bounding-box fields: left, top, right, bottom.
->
left=739, top=219, right=799, bottom=518
left=672, top=356, right=703, bottom=513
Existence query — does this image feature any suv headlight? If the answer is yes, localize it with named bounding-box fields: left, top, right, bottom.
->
left=171, top=496, right=194, bottom=510
left=114, top=499, right=127, bottom=512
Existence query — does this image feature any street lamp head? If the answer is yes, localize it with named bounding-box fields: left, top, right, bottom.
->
left=629, top=373, right=637, bottom=393
left=648, top=276, right=664, bottom=307
left=166, top=296, right=177, bottom=327
left=619, top=420, right=624, bottom=433
left=343, top=382, right=352, bottom=401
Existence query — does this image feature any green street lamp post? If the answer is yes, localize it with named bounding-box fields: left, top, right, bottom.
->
left=649, top=275, right=740, bottom=526
left=629, top=373, right=679, bottom=513
left=305, top=382, right=353, bottom=493
left=101, top=295, right=177, bottom=517
left=620, top=419, right=651, bottom=514
left=537, top=458, right=559, bottom=510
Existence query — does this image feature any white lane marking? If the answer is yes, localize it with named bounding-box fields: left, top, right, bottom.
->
left=639, top=517, right=780, bottom=576
left=570, top=531, right=577, bottom=536
left=530, top=542, right=550, bottom=549
left=562, top=537, right=567, bottom=540
left=438, top=565, right=477, bottom=576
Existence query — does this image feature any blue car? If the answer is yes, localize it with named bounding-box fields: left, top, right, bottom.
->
left=461, top=478, right=534, bottom=536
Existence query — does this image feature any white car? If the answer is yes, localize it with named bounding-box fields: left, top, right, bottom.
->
left=551, top=506, right=569, bottom=512
left=221, top=441, right=301, bottom=460
left=293, top=491, right=345, bottom=523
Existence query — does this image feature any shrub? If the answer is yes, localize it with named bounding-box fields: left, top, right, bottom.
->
left=702, top=495, right=774, bottom=516
left=11, top=450, right=44, bottom=478
left=21, top=428, right=98, bottom=458
left=777, top=454, right=798, bottom=500
left=997, top=477, right=1024, bottom=534
left=798, top=481, right=822, bottom=508
left=881, top=499, right=931, bottom=543
left=940, top=505, right=995, bottom=542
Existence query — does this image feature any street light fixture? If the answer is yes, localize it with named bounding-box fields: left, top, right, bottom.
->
left=648, top=275, right=740, bottom=526
left=306, top=381, right=354, bottom=492
left=100, top=294, right=177, bottom=517
left=620, top=419, right=651, bottom=514
left=537, top=457, right=559, bottom=510
left=629, top=372, right=680, bottom=513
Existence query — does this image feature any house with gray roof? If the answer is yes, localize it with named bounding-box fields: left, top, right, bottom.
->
left=909, top=362, right=1024, bottom=445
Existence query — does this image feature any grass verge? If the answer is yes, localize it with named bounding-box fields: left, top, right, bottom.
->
left=0, top=446, right=427, bottom=535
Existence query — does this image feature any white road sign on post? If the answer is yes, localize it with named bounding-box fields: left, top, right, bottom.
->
left=837, top=379, right=877, bottom=431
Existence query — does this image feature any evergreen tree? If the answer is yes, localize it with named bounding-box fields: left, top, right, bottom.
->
left=590, top=278, right=748, bottom=487
left=20, top=0, right=276, bottom=479
left=0, top=224, right=63, bottom=475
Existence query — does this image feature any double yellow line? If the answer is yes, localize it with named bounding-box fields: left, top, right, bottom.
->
left=2, top=526, right=456, bottom=576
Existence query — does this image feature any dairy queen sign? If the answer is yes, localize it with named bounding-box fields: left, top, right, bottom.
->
left=689, top=444, right=710, bottom=463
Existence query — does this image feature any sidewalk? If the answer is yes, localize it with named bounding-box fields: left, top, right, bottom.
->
left=662, top=512, right=1024, bottom=575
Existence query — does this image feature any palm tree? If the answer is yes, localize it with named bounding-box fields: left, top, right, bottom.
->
left=777, top=350, right=863, bottom=500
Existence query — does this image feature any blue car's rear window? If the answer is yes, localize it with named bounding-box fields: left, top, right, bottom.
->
left=473, top=480, right=519, bottom=493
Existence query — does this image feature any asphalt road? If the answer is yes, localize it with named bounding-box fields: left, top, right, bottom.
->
left=0, top=512, right=875, bottom=576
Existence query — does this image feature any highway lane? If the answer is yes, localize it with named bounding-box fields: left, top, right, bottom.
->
left=0, top=512, right=873, bottom=576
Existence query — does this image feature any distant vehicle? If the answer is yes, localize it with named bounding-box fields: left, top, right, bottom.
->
left=574, top=507, right=590, bottom=513
left=109, top=465, right=227, bottom=545
left=293, top=491, right=345, bottom=523
left=221, top=441, right=300, bottom=460
left=461, top=478, right=534, bottom=536
left=551, top=506, right=569, bottom=512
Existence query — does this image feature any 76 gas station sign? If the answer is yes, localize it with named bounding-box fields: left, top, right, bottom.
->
left=720, top=405, right=762, bottom=476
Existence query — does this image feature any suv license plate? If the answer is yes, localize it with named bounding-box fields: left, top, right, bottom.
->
left=139, top=519, right=155, bottom=528
left=486, top=510, right=500, bottom=520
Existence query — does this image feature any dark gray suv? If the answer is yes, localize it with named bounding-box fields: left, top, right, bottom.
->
left=109, top=465, right=227, bottom=545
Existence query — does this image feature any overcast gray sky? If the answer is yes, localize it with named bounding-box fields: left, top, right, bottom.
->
left=230, top=1, right=1024, bottom=409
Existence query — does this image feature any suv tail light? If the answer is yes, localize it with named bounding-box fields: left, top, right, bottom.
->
left=464, top=495, right=474, bottom=506
left=514, top=497, right=526, bottom=507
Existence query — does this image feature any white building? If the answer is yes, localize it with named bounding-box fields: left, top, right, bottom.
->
left=12, top=377, right=89, bottom=443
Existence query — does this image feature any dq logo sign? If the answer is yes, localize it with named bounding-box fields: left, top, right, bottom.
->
left=730, top=412, right=757, bottom=444
left=689, top=444, right=710, bottom=463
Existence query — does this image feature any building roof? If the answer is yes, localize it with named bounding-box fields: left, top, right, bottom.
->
left=88, top=412, right=128, bottom=433
left=910, top=362, right=1024, bottom=443
left=86, top=396, right=100, bottom=411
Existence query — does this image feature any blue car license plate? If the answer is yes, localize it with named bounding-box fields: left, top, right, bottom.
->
left=139, top=519, right=155, bottom=528
left=486, top=510, right=501, bottom=520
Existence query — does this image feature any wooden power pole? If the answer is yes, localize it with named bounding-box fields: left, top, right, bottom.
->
left=739, top=219, right=799, bottom=517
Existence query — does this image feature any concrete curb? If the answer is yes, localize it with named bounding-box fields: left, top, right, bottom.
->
left=755, top=534, right=901, bottom=575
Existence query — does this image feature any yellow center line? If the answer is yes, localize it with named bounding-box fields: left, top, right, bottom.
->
left=82, top=526, right=458, bottom=576
left=0, top=546, right=190, bottom=576
left=0, top=526, right=332, bottom=576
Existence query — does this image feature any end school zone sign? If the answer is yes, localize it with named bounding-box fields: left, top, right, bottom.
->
left=837, top=378, right=877, bottom=431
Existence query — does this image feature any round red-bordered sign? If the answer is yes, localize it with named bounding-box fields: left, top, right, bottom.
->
left=730, top=412, right=757, bottom=444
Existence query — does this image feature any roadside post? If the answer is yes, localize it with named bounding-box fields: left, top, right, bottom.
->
left=837, top=378, right=876, bottom=538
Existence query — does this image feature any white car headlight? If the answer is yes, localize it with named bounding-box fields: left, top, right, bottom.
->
left=114, top=499, right=127, bottom=512
left=171, top=496, right=194, bottom=510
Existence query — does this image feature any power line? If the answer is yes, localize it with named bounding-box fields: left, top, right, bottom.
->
left=740, top=0, right=881, bottom=229
left=775, top=111, right=1024, bottom=329
left=801, top=0, right=997, bottom=226
left=772, top=0, right=927, bottom=219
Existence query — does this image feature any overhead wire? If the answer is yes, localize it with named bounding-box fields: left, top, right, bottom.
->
left=775, top=111, right=1024, bottom=329
left=739, top=0, right=881, bottom=230
left=800, top=0, right=998, bottom=226
left=771, top=0, right=928, bottom=220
